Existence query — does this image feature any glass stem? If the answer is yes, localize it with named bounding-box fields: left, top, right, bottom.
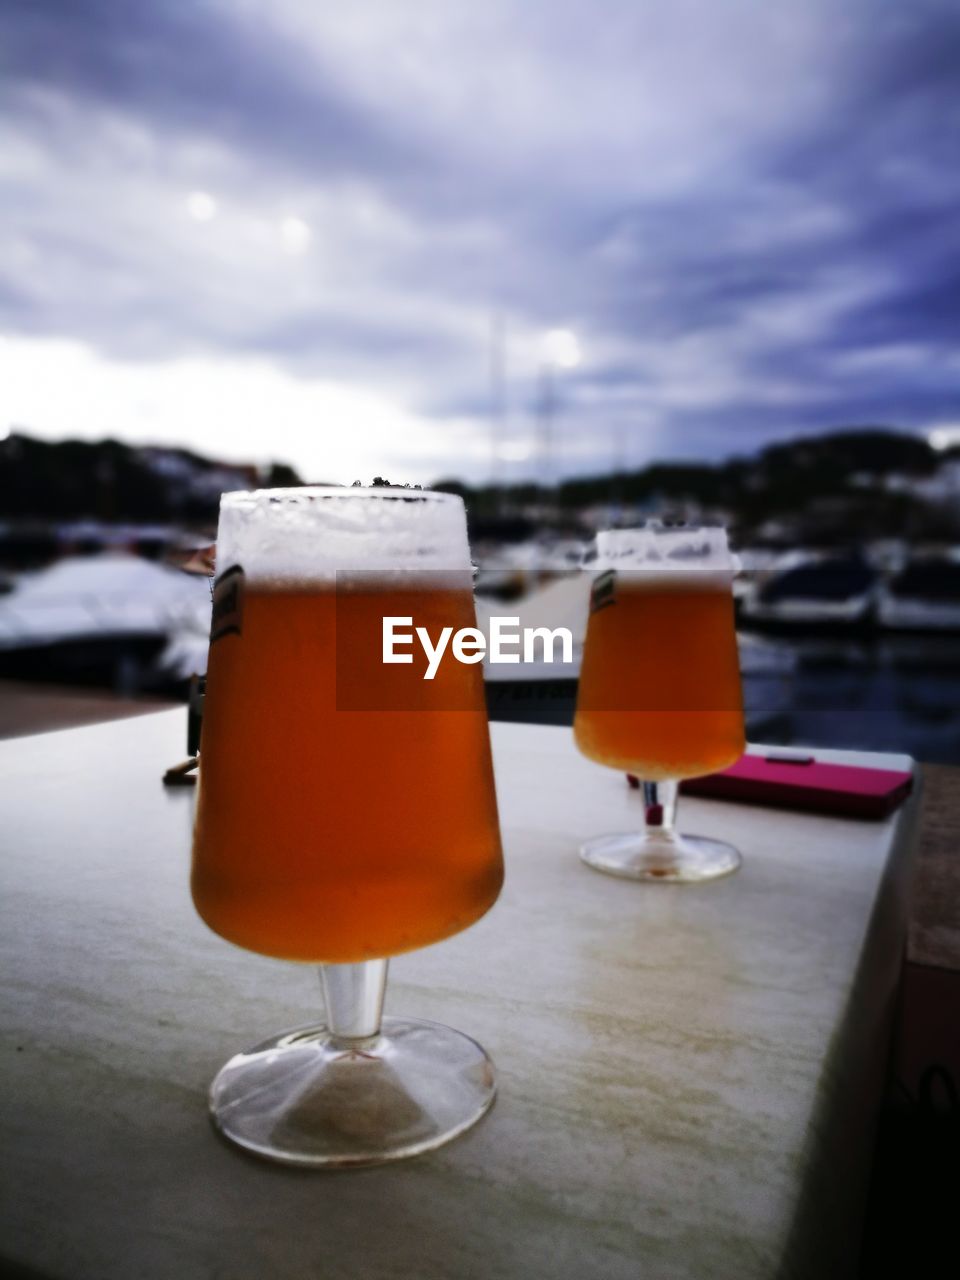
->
left=320, top=960, right=388, bottom=1041
left=642, top=779, right=679, bottom=838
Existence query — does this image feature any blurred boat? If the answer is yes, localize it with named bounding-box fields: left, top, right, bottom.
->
left=878, top=556, right=960, bottom=632
left=739, top=556, right=880, bottom=633
left=473, top=537, right=587, bottom=600
left=475, top=572, right=588, bottom=660
left=0, top=554, right=211, bottom=692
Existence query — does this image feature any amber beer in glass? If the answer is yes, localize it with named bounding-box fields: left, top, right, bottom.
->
left=574, top=526, right=745, bottom=882
left=193, top=585, right=502, bottom=963
left=191, top=488, right=504, bottom=1167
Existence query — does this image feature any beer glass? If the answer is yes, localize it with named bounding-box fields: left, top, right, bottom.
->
left=192, top=487, right=504, bottom=1166
left=574, top=525, right=745, bottom=882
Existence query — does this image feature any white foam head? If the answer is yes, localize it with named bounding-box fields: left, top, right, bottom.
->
left=216, top=487, right=472, bottom=586
left=593, top=524, right=736, bottom=584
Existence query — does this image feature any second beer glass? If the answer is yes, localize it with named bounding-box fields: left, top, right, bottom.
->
left=574, top=525, right=745, bottom=882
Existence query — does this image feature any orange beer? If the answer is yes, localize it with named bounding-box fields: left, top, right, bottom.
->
left=574, top=572, right=744, bottom=780
left=192, top=582, right=503, bottom=963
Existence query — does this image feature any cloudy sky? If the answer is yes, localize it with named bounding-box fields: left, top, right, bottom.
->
left=2, top=0, right=959, bottom=483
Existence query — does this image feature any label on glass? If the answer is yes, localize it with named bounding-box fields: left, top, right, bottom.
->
left=210, top=564, right=245, bottom=642
left=590, top=569, right=616, bottom=614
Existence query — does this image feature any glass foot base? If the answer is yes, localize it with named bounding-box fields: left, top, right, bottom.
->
left=209, top=1016, right=496, bottom=1168
left=580, top=831, right=742, bottom=883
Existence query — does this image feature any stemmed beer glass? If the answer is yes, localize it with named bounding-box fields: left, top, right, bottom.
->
left=574, top=525, right=745, bottom=883
left=191, top=487, right=504, bottom=1166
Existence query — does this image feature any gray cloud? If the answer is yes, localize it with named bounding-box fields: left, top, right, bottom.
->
left=0, top=0, right=419, bottom=178
left=2, top=0, right=960, bottom=478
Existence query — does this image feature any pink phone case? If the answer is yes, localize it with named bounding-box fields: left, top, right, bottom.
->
left=630, top=754, right=913, bottom=819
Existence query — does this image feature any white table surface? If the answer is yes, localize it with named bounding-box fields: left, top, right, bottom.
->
left=0, top=711, right=920, bottom=1280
